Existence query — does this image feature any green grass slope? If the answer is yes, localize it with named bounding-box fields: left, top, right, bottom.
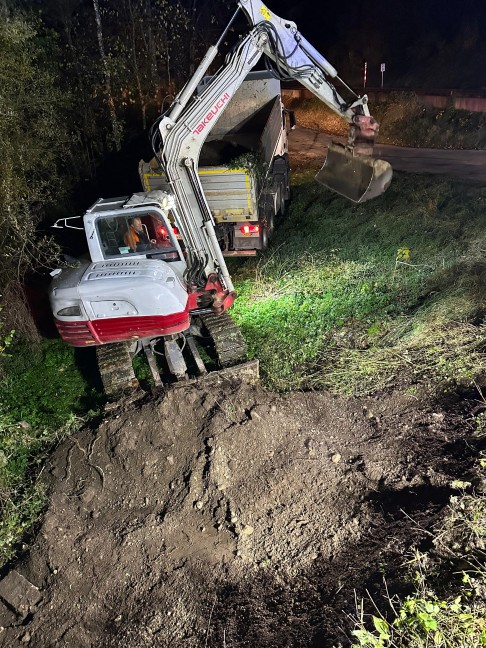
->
left=230, top=173, right=486, bottom=394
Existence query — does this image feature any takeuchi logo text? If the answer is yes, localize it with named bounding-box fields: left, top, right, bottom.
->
left=193, top=93, right=231, bottom=135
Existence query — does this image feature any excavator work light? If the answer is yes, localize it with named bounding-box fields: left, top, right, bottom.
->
left=57, top=305, right=82, bottom=317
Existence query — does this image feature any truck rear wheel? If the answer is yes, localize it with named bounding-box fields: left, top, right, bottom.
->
left=259, top=224, right=269, bottom=250
left=280, top=184, right=288, bottom=216
left=265, top=211, right=275, bottom=237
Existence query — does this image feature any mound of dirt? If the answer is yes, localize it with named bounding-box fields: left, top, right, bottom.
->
left=0, top=379, right=476, bottom=647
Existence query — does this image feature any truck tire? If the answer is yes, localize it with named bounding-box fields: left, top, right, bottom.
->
left=259, top=224, right=269, bottom=250
left=265, top=211, right=275, bottom=237
left=279, top=185, right=287, bottom=216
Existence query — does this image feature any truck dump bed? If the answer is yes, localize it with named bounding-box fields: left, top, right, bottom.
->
left=139, top=72, right=284, bottom=224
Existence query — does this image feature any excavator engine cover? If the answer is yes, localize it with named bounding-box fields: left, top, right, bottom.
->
left=316, top=142, right=393, bottom=203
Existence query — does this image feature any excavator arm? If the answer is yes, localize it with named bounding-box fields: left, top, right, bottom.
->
left=237, top=0, right=392, bottom=202
left=152, top=0, right=392, bottom=298
left=239, top=0, right=376, bottom=141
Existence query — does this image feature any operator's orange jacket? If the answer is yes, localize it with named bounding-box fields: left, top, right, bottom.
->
left=124, top=226, right=141, bottom=251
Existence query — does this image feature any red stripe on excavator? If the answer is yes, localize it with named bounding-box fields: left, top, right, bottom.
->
left=55, top=311, right=190, bottom=346
left=54, top=320, right=98, bottom=346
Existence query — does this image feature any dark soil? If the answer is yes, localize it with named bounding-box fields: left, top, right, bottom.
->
left=0, top=378, right=478, bottom=648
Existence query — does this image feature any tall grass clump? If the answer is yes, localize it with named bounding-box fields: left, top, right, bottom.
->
left=374, top=92, right=486, bottom=150
left=230, top=173, right=486, bottom=393
left=351, top=454, right=486, bottom=647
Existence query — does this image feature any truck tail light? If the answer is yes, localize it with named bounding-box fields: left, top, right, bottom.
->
left=240, top=224, right=260, bottom=235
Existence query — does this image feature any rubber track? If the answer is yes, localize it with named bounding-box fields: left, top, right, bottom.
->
left=200, top=312, right=247, bottom=368
left=96, top=342, right=138, bottom=399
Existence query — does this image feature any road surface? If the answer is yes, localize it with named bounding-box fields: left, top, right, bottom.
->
left=289, top=126, right=486, bottom=184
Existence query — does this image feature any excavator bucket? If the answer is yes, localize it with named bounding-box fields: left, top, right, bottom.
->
left=316, top=142, right=393, bottom=203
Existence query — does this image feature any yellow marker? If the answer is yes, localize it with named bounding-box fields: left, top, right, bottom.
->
left=260, top=6, right=271, bottom=20
left=396, top=247, right=411, bottom=262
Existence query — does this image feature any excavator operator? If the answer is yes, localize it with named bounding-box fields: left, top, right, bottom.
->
left=124, top=217, right=155, bottom=252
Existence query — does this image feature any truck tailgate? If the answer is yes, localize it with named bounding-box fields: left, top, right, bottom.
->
left=139, top=164, right=257, bottom=222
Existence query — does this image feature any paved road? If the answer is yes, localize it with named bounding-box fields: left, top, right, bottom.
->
left=289, top=126, right=486, bottom=184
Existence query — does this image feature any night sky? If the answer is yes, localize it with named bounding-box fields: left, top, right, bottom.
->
left=253, top=0, right=486, bottom=88
left=274, top=0, right=485, bottom=43
left=13, top=0, right=486, bottom=90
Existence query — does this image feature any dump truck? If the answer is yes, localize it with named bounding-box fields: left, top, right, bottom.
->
left=139, top=71, right=292, bottom=256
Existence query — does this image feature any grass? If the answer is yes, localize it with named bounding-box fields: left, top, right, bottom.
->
left=353, top=575, right=486, bottom=648
left=287, top=92, right=486, bottom=150
left=0, top=339, right=103, bottom=565
left=225, top=164, right=485, bottom=647
left=230, top=172, right=486, bottom=394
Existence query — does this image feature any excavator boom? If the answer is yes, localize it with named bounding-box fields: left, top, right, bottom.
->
left=50, top=0, right=394, bottom=397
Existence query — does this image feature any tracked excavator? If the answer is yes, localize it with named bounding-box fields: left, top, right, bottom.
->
left=49, top=0, right=393, bottom=397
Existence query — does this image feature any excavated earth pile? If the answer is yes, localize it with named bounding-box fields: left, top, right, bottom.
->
left=0, top=379, right=478, bottom=647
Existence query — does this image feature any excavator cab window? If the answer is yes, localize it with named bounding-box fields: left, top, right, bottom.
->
left=96, top=212, right=181, bottom=261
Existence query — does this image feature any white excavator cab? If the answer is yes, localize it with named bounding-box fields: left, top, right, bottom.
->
left=83, top=198, right=183, bottom=264
left=95, top=211, right=179, bottom=258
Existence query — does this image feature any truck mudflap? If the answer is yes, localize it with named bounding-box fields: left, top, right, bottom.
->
left=316, top=142, right=393, bottom=203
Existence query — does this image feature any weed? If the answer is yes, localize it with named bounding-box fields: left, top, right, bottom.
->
left=353, top=590, right=486, bottom=647
left=0, top=480, right=47, bottom=566
left=0, top=339, right=103, bottom=429
left=351, top=459, right=486, bottom=648
left=215, top=398, right=241, bottom=425
left=132, top=352, right=154, bottom=391
left=474, top=413, right=486, bottom=439
left=438, top=487, right=486, bottom=557
left=352, top=541, right=486, bottom=647
left=0, top=312, right=14, bottom=356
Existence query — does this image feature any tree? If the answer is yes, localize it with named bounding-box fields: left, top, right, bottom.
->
left=0, top=11, right=68, bottom=337
left=92, top=0, right=122, bottom=149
